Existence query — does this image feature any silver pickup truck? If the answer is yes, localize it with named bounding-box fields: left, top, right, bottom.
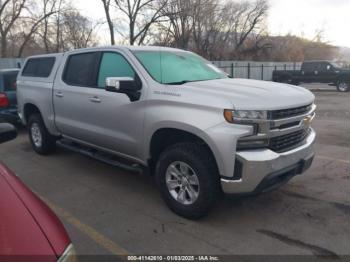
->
left=17, top=46, right=316, bottom=219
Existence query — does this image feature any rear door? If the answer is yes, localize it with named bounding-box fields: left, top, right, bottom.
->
left=301, top=62, right=317, bottom=82
left=53, top=51, right=100, bottom=142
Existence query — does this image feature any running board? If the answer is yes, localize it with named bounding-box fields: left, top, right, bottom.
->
left=57, top=139, right=143, bottom=173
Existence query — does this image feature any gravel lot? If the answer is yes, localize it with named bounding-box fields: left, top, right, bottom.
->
left=0, top=87, right=349, bottom=258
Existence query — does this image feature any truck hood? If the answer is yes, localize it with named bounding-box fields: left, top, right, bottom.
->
left=183, top=78, right=315, bottom=110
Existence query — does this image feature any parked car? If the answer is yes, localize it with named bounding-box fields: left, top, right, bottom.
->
left=0, top=123, right=76, bottom=261
left=272, top=61, right=350, bottom=92
left=17, top=47, right=316, bottom=219
left=0, top=69, right=20, bottom=123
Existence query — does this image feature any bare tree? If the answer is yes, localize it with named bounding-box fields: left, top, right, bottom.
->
left=60, top=10, right=98, bottom=49
left=17, top=0, right=57, bottom=57
left=100, top=0, right=115, bottom=45
left=152, top=0, right=269, bottom=60
left=233, top=0, right=268, bottom=52
left=159, top=0, right=193, bottom=48
left=42, top=0, right=57, bottom=52
left=0, top=0, right=26, bottom=57
left=102, top=0, right=168, bottom=45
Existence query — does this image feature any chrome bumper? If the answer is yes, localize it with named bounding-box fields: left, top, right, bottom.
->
left=221, top=128, right=316, bottom=194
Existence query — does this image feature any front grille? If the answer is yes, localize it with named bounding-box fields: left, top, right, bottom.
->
left=270, top=104, right=312, bottom=119
left=269, top=129, right=310, bottom=152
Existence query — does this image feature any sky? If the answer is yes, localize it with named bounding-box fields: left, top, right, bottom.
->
left=75, top=0, right=350, bottom=48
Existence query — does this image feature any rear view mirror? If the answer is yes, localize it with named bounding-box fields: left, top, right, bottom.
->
left=0, top=123, right=17, bottom=144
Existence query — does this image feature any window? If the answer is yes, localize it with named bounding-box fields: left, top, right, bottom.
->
left=133, top=50, right=226, bottom=84
left=97, top=52, right=135, bottom=88
left=63, top=52, right=98, bottom=87
left=22, top=57, right=55, bottom=77
left=319, top=62, right=334, bottom=72
left=3, top=72, right=18, bottom=91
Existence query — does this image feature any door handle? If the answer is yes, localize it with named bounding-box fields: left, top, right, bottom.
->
left=55, top=92, right=63, bottom=98
left=89, top=96, right=101, bottom=103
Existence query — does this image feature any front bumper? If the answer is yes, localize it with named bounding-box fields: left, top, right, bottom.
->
left=221, top=128, right=316, bottom=194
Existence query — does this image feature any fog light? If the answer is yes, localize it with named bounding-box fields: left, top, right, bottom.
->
left=237, top=139, right=269, bottom=150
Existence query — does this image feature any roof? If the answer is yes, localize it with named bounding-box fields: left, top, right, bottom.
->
left=127, top=45, right=186, bottom=52
left=64, top=45, right=187, bottom=53
left=26, top=45, right=188, bottom=59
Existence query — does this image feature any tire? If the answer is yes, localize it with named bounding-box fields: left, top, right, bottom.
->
left=155, top=143, right=221, bottom=220
left=337, top=81, right=349, bottom=92
left=28, top=114, right=57, bottom=155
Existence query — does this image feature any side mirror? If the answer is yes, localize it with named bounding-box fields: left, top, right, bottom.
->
left=0, top=123, right=17, bottom=144
left=105, top=77, right=138, bottom=92
left=105, top=77, right=142, bottom=101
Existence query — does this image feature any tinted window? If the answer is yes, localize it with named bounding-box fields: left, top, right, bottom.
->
left=302, top=62, right=316, bottom=71
left=319, top=63, right=330, bottom=72
left=3, top=72, right=18, bottom=91
left=97, top=52, right=135, bottom=88
left=22, top=57, right=55, bottom=77
left=63, top=52, right=97, bottom=87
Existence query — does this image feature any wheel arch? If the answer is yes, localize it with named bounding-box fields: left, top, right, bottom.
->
left=23, top=103, right=42, bottom=124
left=22, top=102, right=59, bottom=136
left=146, top=125, right=224, bottom=176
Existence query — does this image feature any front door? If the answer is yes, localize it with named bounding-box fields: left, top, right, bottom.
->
left=84, top=51, right=145, bottom=158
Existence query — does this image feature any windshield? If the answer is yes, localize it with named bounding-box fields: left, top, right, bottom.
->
left=132, top=50, right=227, bottom=85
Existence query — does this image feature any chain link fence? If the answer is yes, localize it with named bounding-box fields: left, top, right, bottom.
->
left=212, top=61, right=302, bottom=81
left=0, top=58, right=25, bottom=70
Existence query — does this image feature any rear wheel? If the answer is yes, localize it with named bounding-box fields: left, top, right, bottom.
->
left=155, top=143, right=221, bottom=220
left=337, top=81, right=349, bottom=92
left=28, top=114, right=57, bottom=155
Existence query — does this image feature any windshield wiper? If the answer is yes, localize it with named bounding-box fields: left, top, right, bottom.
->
left=165, top=78, right=226, bottom=85
left=165, top=80, right=193, bottom=85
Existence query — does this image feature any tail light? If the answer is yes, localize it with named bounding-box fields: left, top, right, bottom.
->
left=0, top=93, right=9, bottom=108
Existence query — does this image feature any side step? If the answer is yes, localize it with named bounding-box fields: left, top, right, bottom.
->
left=57, top=139, right=143, bottom=173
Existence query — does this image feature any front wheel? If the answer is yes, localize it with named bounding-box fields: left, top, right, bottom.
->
left=155, top=143, right=221, bottom=220
left=28, top=114, right=57, bottom=155
left=337, top=81, right=349, bottom=92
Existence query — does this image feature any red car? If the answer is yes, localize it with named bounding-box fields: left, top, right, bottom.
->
left=0, top=123, right=76, bottom=262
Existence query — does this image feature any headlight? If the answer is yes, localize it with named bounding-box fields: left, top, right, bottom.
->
left=233, top=110, right=267, bottom=120
left=58, top=244, right=77, bottom=262
left=224, top=109, right=267, bottom=123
